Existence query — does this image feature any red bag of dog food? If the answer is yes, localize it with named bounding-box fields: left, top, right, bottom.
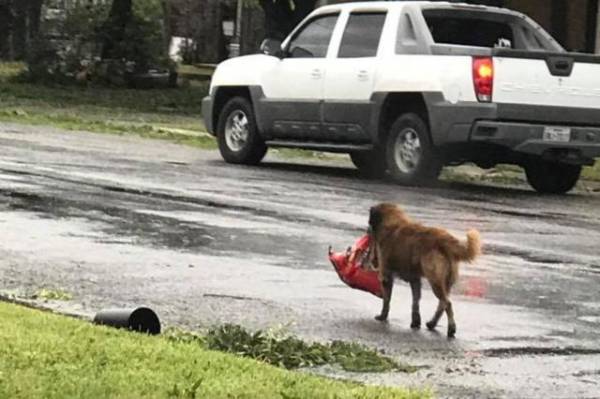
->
left=328, top=235, right=382, bottom=298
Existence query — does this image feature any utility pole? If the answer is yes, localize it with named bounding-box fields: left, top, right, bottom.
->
left=231, top=0, right=243, bottom=57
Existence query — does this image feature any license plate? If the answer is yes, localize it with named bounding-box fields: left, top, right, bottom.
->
left=543, top=127, right=571, bottom=142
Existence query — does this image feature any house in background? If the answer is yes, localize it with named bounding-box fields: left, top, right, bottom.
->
left=169, top=0, right=238, bottom=64
left=503, top=0, right=599, bottom=53
left=171, top=0, right=600, bottom=64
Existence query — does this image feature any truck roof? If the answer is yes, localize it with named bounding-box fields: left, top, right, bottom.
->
left=314, top=1, right=511, bottom=15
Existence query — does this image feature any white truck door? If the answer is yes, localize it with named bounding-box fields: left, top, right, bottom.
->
left=322, top=12, right=387, bottom=142
left=260, top=13, right=339, bottom=140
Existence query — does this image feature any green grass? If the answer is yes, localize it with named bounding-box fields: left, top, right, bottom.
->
left=440, top=164, right=526, bottom=186
left=32, top=289, right=73, bottom=301
left=0, top=63, right=347, bottom=160
left=494, top=162, right=600, bottom=185
left=0, top=63, right=334, bottom=159
left=0, top=302, right=428, bottom=399
left=0, top=63, right=214, bottom=148
left=582, top=161, right=600, bottom=181
left=442, top=162, right=600, bottom=187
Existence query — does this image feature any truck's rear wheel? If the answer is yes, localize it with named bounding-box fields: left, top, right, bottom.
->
left=385, top=113, right=441, bottom=185
left=524, top=161, right=581, bottom=194
left=350, top=151, right=386, bottom=178
left=217, top=97, right=267, bottom=165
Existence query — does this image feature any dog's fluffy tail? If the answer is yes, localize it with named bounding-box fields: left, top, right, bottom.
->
left=450, top=229, right=481, bottom=263
left=464, top=229, right=481, bottom=262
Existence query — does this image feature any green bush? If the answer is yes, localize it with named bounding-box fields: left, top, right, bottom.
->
left=177, top=324, right=419, bottom=373
left=26, top=0, right=173, bottom=86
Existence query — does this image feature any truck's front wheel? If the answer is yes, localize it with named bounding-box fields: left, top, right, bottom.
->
left=524, top=161, right=581, bottom=194
left=217, top=97, right=267, bottom=165
left=385, top=113, right=442, bottom=186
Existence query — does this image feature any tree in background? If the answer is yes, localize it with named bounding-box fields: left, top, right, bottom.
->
left=240, top=2, right=265, bottom=56
left=98, top=0, right=171, bottom=71
left=0, top=0, right=44, bottom=61
left=0, top=0, right=14, bottom=60
left=259, top=0, right=317, bottom=40
left=100, top=0, right=134, bottom=60
left=231, top=0, right=317, bottom=57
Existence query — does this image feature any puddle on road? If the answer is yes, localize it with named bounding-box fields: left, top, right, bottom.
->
left=488, top=245, right=564, bottom=265
left=0, top=187, right=329, bottom=269
left=578, top=316, right=600, bottom=324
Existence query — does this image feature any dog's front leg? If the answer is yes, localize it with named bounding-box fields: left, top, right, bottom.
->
left=375, top=272, right=393, bottom=322
left=410, top=279, right=422, bottom=329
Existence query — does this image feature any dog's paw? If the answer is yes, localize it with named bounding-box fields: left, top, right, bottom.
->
left=425, top=320, right=437, bottom=331
left=411, top=313, right=421, bottom=329
left=447, top=324, right=456, bottom=339
left=375, top=314, right=388, bottom=322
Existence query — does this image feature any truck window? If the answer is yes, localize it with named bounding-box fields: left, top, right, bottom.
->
left=426, top=15, right=514, bottom=48
left=422, top=9, right=558, bottom=51
left=338, top=12, right=387, bottom=58
left=287, top=14, right=339, bottom=58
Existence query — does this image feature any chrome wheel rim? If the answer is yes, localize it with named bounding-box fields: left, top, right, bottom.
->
left=224, top=110, right=249, bottom=152
left=394, top=128, right=422, bottom=174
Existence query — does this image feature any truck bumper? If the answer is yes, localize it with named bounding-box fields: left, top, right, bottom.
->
left=470, top=121, right=600, bottom=163
left=428, top=99, right=600, bottom=163
left=201, top=96, right=214, bottom=135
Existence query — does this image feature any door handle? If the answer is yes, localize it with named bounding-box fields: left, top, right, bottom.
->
left=311, top=69, right=322, bottom=79
left=357, top=70, right=369, bottom=81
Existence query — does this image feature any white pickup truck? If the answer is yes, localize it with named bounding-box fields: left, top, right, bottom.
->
left=202, top=1, right=600, bottom=193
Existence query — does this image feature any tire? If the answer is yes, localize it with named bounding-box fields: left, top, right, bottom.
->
left=350, top=151, right=386, bottom=178
left=216, top=96, right=267, bottom=165
left=524, top=161, right=581, bottom=194
left=384, top=113, right=442, bottom=186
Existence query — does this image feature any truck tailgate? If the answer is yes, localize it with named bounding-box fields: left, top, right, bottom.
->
left=492, top=50, right=600, bottom=111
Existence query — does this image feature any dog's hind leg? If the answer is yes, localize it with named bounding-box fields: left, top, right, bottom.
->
left=375, top=272, right=394, bottom=322
left=445, top=300, right=456, bottom=338
left=445, top=265, right=457, bottom=338
left=410, top=279, right=421, bottom=329
left=422, top=252, right=456, bottom=337
left=425, top=282, right=448, bottom=332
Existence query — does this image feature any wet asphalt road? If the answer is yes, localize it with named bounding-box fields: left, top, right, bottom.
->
left=1, top=123, right=600, bottom=398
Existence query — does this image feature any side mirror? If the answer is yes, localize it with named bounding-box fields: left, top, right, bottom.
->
left=260, top=38, right=284, bottom=58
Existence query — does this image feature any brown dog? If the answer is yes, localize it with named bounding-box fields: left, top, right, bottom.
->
left=368, top=203, right=481, bottom=338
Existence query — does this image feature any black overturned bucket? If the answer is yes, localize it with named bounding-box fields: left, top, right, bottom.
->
left=93, top=307, right=161, bottom=335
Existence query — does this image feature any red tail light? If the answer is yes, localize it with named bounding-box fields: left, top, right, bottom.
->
left=473, top=57, right=494, bottom=102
